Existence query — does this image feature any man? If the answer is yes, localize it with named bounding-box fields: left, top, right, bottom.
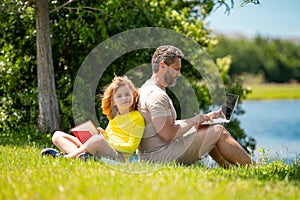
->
left=137, top=45, right=252, bottom=168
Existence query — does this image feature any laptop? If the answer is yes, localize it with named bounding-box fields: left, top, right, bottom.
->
left=201, top=93, right=239, bottom=125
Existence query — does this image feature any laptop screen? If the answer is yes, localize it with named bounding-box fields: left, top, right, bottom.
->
left=221, top=93, right=239, bottom=120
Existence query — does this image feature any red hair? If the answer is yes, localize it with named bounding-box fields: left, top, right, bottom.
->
left=101, top=76, right=139, bottom=120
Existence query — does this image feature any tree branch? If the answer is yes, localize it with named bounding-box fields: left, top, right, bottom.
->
left=64, top=6, right=103, bottom=13
left=49, top=0, right=77, bottom=14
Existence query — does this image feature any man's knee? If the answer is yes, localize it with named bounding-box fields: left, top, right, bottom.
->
left=213, top=124, right=223, bottom=133
left=213, top=124, right=231, bottom=138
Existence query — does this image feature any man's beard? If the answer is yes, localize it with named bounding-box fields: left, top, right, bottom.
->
left=164, top=73, right=177, bottom=87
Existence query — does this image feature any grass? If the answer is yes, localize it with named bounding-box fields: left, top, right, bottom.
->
left=2, top=82, right=300, bottom=200
left=1, top=143, right=300, bottom=200
left=245, top=83, right=300, bottom=100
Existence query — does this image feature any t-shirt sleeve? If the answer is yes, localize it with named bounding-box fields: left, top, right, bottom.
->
left=147, top=91, right=172, bottom=119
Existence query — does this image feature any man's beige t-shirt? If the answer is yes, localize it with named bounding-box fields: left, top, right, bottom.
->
left=137, top=79, right=177, bottom=152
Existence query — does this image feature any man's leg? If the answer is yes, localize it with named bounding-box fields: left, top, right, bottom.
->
left=209, top=125, right=253, bottom=167
left=208, top=146, right=234, bottom=168
left=196, top=125, right=222, bottom=156
left=197, top=124, right=252, bottom=168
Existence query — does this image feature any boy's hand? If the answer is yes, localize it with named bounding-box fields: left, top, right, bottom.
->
left=97, top=127, right=106, bottom=136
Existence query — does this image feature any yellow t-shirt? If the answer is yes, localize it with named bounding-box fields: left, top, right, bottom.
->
left=104, top=110, right=145, bottom=153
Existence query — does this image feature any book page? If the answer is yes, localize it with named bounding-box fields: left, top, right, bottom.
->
left=71, top=120, right=99, bottom=135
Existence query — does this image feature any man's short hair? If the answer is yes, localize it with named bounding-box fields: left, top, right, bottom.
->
left=151, top=45, right=184, bottom=73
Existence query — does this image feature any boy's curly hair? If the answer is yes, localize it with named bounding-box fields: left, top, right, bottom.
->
left=101, top=76, right=139, bottom=120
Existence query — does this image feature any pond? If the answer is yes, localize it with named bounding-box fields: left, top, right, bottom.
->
left=239, top=100, right=300, bottom=160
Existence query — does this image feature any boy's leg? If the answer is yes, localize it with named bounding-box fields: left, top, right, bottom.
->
left=84, top=135, right=125, bottom=162
left=52, top=131, right=82, bottom=154
left=65, top=145, right=87, bottom=158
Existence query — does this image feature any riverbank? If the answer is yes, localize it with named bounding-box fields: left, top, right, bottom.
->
left=245, top=83, right=300, bottom=100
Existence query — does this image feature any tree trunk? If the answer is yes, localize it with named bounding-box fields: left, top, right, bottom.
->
left=35, top=0, right=60, bottom=132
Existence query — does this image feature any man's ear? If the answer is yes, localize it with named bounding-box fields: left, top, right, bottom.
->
left=159, top=61, right=165, bottom=69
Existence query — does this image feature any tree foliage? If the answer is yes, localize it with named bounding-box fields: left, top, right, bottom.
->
left=212, top=35, right=300, bottom=83
left=1, top=0, right=258, bottom=150
left=1, top=1, right=37, bottom=131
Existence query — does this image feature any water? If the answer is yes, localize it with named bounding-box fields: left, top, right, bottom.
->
left=239, top=100, right=300, bottom=160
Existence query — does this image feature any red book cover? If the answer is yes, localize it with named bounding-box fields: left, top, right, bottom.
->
left=71, top=120, right=99, bottom=144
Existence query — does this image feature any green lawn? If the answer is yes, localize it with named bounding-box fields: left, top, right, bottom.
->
left=246, top=84, right=300, bottom=100
left=1, top=84, right=300, bottom=200
left=1, top=145, right=299, bottom=200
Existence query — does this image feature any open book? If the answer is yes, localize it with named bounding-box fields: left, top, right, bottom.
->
left=71, top=120, right=99, bottom=144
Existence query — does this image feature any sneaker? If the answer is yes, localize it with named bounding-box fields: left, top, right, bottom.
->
left=77, top=152, right=93, bottom=161
left=128, top=154, right=139, bottom=163
left=41, top=148, right=65, bottom=158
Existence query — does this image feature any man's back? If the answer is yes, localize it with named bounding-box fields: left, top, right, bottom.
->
left=137, top=79, right=176, bottom=153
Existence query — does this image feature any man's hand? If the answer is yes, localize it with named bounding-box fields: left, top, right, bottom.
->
left=199, top=108, right=224, bottom=123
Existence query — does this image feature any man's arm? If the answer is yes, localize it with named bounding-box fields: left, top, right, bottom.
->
left=152, top=116, right=180, bottom=142
left=152, top=109, right=223, bottom=143
left=152, top=115, right=200, bottom=142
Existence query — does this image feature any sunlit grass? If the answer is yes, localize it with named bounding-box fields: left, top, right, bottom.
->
left=1, top=145, right=299, bottom=200
left=246, top=84, right=300, bottom=100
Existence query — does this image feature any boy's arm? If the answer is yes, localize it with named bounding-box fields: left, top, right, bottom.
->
left=97, top=127, right=108, bottom=137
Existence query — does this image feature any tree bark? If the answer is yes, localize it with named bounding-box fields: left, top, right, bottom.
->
left=35, top=0, right=60, bottom=132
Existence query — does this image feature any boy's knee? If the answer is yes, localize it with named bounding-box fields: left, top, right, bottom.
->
left=52, top=131, right=64, bottom=143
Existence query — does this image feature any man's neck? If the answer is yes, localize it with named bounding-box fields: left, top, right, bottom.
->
left=150, top=74, right=165, bottom=90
